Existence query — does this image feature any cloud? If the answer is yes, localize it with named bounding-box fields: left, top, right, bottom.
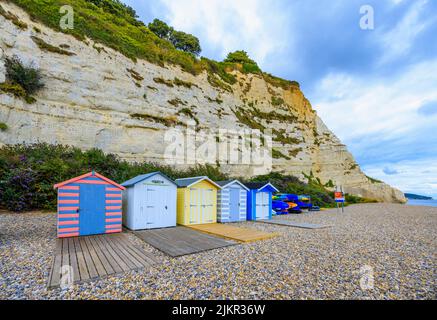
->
left=376, top=0, right=436, bottom=65
left=120, top=0, right=437, bottom=198
left=418, top=100, right=437, bottom=116
left=313, top=58, right=437, bottom=143
left=154, top=0, right=291, bottom=64
left=363, top=158, right=437, bottom=198
left=383, top=167, right=399, bottom=175
left=313, top=58, right=437, bottom=194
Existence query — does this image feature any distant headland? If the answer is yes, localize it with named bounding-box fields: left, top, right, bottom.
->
left=405, top=193, right=433, bottom=200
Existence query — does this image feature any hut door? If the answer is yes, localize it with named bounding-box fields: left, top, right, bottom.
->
left=229, top=188, right=241, bottom=222
left=189, top=188, right=200, bottom=224
left=79, top=184, right=106, bottom=236
left=203, top=189, right=214, bottom=223
left=255, top=192, right=269, bottom=220
left=144, top=186, right=158, bottom=228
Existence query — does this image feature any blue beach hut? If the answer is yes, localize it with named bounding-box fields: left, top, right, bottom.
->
left=215, top=180, right=249, bottom=223
left=244, top=182, right=279, bottom=221
left=54, top=171, right=125, bottom=238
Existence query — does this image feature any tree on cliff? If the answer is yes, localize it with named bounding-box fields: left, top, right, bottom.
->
left=148, top=19, right=202, bottom=56
left=224, top=50, right=261, bottom=73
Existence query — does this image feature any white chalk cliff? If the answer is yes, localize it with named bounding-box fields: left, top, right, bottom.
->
left=0, top=2, right=406, bottom=203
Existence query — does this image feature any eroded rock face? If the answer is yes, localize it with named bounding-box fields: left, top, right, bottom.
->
left=0, top=2, right=406, bottom=203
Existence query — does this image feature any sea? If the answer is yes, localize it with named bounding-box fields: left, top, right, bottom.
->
left=407, top=199, right=437, bottom=208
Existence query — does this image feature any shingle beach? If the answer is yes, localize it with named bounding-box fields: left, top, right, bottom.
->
left=0, top=203, right=435, bottom=300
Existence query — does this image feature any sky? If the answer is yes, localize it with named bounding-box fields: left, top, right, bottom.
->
left=121, top=0, right=437, bottom=198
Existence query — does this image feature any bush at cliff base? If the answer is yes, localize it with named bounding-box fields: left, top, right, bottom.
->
left=0, top=143, right=372, bottom=212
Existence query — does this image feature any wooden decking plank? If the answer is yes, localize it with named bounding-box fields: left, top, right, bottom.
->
left=97, top=235, right=130, bottom=272
left=94, top=235, right=124, bottom=273
left=67, top=238, right=80, bottom=281
left=48, top=239, right=63, bottom=287
left=135, top=227, right=237, bottom=257
left=61, top=238, right=70, bottom=271
left=78, top=237, right=98, bottom=279
left=187, top=223, right=277, bottom=243
left=105, top=234, right=142, bottom=269
left=90, top=235, right=118, bottom=274
left=102, top=234, right=138, bottom=270
left=83, top=236, right=106, bottom=277
left=139, top=229, right=191, bottom=256
left=111, top=233, right=158, bottom=268
left=119, top=236, right=159, bottom=265
left=112, top=234, right=154, bottom=267
left=73, top=237, right=90, bottom=281
left=178, top=227, right=230, bottom=249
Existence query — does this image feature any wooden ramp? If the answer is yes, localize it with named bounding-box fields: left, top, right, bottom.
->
left=187, top=223, right=277, bottom=243
left=259, top=220, right=332, bottom=229
left=135, top=227, right=237, bottom=257
left=48, top=233, right=158, bottom=288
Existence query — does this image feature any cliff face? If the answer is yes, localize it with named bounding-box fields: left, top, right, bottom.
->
left=0, top=2, right=406, bottom=203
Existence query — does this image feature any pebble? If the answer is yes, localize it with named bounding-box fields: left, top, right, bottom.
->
left=0, top=204, right=435, bottom=299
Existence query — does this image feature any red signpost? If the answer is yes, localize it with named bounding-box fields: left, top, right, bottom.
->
left=335, top=189, right=345, bottom=212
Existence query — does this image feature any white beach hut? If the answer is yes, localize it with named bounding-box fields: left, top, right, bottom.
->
left=121, top=172, right=177, bottom=230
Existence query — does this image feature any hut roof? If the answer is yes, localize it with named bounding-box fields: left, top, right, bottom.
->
left=54, top=172, right=125, bottom=190
left=121, top=172, right=177, bottom=187
left=175, top=176, right=221, bottom=189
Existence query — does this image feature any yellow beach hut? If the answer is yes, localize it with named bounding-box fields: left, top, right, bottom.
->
left=175, top=176, right=221, bottom=226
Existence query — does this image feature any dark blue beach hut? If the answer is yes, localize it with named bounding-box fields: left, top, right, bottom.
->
left=54, top=171, right=126, bottom=238
left=244, top=182, right=279, bottom=221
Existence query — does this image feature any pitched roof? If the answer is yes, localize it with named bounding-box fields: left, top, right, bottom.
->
left=244, top=182, right=279, bottom=192
left=121, top=171, right=177, bottom=187
left=54, top=172, right=125, bottom=190
left=175, top=176, right=221, bottom=189
left=215, top=180, right=249, bottom=190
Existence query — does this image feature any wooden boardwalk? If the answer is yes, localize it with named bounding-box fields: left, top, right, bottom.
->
left=259, top=220, right=332, bottom=229
left=48, top=233, right=158, bottom=288
left=188, top=223, right=277, bottom=243
left=135, top=227, right=237, bottom=257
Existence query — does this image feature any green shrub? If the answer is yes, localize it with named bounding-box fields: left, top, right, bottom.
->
left=31, top=36, right=75, bottom=56
left=130, top=113, right=184, bottom=127
left=148, top=18, right=172, bottom=39
left=10, top=0, right=300, bottom=86
left=177, top=108, right=199, bottom=125
left=345, top=194, right=378, bottom=204
left=248, top=172, right=336, bottom=208
left=126, top=68, right=144, bottom=81
left=271, top=96, right=284, bottom=106
left=0, top=122, right=8, bottom=131
left=224, top=50, right=261, bottom=74
left=0, top=82, right=27, bottom=98
left=366, top=175, right=383, bottom=184
left=0, top=143, right=228, bottom=211
left=168, top=98, right=186, bottom=107
left=0, top=4, right=28, bottom=30
left=153, top=77, right=174, bottom=87
left=0, top=143, right=376, bottom=211
left=4, top=56, right=44, bottom=96
left=148, top=19, right=201, bottom=56
left=272, top=148, right=291, bottom=160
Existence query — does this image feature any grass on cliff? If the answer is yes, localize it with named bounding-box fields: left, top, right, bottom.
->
left=0, top=143, right=363, bottom=212
left=7, top=0, right=298, bottom=89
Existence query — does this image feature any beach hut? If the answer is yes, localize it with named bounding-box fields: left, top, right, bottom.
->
left=244, top=182, right=279, bottom=221
left=53, top=171, right=125, bottom=238
left=175, top=176, right=221, bottom=226
left=121, top=172, right=177, bottom=230
left=215, top=180, right=249, bottom=223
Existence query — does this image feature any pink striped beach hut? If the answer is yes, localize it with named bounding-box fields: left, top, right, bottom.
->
left=53, top=171, right=125, bottom=238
